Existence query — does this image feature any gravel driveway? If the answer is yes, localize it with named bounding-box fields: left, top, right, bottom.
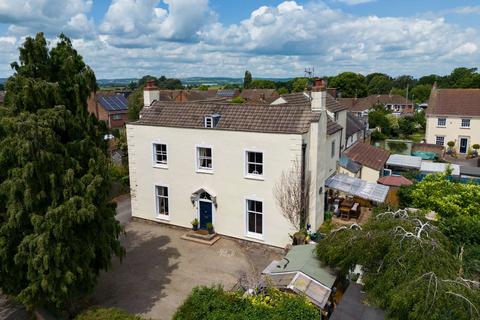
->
left=92, top=196, right=282, bottom=320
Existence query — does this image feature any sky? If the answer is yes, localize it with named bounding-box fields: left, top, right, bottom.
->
left=0, top=0, right=479, bottom=79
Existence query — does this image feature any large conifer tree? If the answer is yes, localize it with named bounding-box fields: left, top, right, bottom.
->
left=0, top=33, right=124, bottom=312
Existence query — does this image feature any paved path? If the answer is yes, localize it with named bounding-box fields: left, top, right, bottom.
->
left=113, top=194, right=132, bottom=226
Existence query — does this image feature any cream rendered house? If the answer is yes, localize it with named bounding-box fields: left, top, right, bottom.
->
left=126, top=81, right=344, bottom=248
left=425, top=86, right=480, bottom=154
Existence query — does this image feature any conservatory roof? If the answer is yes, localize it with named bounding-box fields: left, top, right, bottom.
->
left=262, top=244, right=337, bottom=309
left=325, top=174, right=389, bottom=203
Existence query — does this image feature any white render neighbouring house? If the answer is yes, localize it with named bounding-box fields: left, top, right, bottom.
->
left=126, top=80, right=346, bottom=248
left=425, top=85, right=480, bottom=154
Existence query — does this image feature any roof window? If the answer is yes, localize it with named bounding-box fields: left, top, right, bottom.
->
left=204, top=114, right=221, bottom=128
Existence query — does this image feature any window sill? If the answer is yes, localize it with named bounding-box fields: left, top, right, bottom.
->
left=245, top=233, right=264, bottom=241
left=460, top=127, right=470, bottom=129
left=436, top=126, right=446, bottom=128
left=244, top=174, right=264, bottom=181
left=153, top=164, right=168, bottom=169
left=196, top=168, right=214, bottom=174
left=155, top=215, right=170, bottom=221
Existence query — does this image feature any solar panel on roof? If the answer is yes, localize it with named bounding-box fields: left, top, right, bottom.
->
left=97, top=95, right=128, bottom=111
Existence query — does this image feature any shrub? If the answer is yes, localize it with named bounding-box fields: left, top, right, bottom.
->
left=75, top=308, right=144, bottom=320
left=447, top=141, right=455, bottom=148
left=472, top=144, right=480, bottom=150
left=230, top=96, right=246, bottom=104
left=173, top=286, right=320, bottom=320
left=387, top=141, right=407, bottom=153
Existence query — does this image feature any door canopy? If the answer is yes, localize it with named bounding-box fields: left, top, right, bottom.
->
left=191, top=188, right=217, bottom=207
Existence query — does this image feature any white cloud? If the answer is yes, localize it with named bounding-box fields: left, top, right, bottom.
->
left=99, top=0, right=212, bottom=46
left=0, top=0, right=479, bottom=79
left=0, top=0, right=93, bottom=36
left=453, top=6, right=480, bottom=15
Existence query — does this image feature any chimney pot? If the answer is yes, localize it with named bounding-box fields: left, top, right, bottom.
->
left=312, top=79, right=327, bottom=92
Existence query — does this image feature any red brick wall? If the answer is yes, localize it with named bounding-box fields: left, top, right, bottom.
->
left=109, top=112, right=128, bottom=128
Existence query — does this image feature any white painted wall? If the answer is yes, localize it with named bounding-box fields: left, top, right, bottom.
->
left=426, top=115, right=480, bottom=153
left=127, top=124, right=314, bottom=248
left=360, top=166, right=381, bottom=183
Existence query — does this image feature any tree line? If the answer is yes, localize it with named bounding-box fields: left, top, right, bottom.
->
left=242, top=67, right=480, bottom=103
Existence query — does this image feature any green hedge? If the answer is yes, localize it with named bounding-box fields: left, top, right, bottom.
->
left=75, top=307, right=144, bottom=320
left=173, top=286, right=320, bottom=320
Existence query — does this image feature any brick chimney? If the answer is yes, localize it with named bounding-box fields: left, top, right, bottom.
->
left=311, top=79, right=327, bottom=112
left=144, top=80, right=159, bottom=107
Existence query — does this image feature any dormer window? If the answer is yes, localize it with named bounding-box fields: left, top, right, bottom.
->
left=205, top=117, right=213, bottom=128
left=204, top=114, right=221, bottom=128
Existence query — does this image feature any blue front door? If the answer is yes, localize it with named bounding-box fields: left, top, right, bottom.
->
left=459, top=138, right=468, bottom=154
left=199, top=201, right=212, bottom=229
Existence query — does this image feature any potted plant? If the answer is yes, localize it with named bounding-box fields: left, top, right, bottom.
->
left=191, top=218, right=199, bottom=231
left=446, top=141, right=455, bottom=155
left=472, top=144, right=480, bottom=157
left=206, top=222, right=214, bottom=234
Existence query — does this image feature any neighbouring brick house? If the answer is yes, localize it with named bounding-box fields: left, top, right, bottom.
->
left=87, top=92, right=128, bottom=128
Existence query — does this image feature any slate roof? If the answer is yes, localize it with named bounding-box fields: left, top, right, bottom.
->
left=97, top=94, right=128, bottom=112
left=377, top=175, right=413, bottom=187
left=427, top=88, right=480, bottom=117
left=277, top=92, right=349, bottom=113
left=135, top=101, right=320, bottom=134
left=343, top=95, right=414, bottom=112
left=344, top=142, right=390, bottom=171
left=346, top=112, right=365, bottom=137
left=330, top=283, right=385, bottom=320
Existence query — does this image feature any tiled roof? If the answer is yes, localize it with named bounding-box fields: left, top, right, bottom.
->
left=135, top=101, right=320, bottom=134
left=240, top=89, right=279, bottom=103
left=377, top=175, right=413, bottom=187
left=97, top=94, right=128, bottom=112
left=346, top=112, right=365, bottom=137
left=344, top=95, right=413, bottom=112
left=343, top=142, right=390, bottom=171
left=278, top=92, right=349, bottom=113
left=427, top=88, right=480, bottom=117
left=327, top=116, right=343, bottom=135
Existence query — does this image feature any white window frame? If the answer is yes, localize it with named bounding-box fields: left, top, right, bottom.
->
left=204, top=117, right=213, bottom=128
left=195, top=145, right=214, bottom=174
left=152, top=141, right=168, bottom=169
left=244, top=149, right=264, bottom=180
left=244, top=196, right=264, bottom=240
left=435, top=136, right=445, bottom=146
left=437, top=118, right=446, bottom=127
left=154, top=184, right=170, bottom=221
left=461, top=118, right=471, bottom=128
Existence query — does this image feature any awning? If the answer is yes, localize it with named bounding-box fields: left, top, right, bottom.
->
left=325, top=173, right=389, bottom=203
